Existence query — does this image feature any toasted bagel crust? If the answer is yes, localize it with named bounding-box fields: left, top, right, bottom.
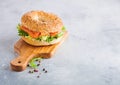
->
left=21, top=11, right=63, bottom=36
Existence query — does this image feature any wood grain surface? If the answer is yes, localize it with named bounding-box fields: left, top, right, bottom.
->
left=10, top=31, right=68, bottom=71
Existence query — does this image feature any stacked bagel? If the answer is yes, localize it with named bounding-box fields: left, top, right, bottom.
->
left=17, top=11, right=66, bottom=46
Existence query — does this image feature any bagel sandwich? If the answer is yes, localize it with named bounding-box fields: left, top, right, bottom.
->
left=17, top=11, right=67, bottom=46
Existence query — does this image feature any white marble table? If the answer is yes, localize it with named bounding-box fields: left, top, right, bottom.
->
left=1, top=0, right=120, bottom=85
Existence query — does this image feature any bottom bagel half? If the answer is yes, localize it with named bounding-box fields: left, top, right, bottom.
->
left=21, top=35, right=64, bottom=46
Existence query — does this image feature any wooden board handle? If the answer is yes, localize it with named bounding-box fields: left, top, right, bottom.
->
left=10, top=32, right=68, bottom=71
left=10, top=54, right=36, bottom=71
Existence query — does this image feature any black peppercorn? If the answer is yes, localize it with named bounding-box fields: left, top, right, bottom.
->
left=43, top=68, right=45, bottom=71
left=27, top=64, right=30, bottom=67
left=34, top=69, right=38, bottom=72
left=45, top=71, right=47, bottom=73
left=37, top=75, right=40, bottom=78
left=37, top=64, right=40, bottom=66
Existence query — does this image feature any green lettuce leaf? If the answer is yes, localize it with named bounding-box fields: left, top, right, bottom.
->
left=29, top=57, right=42, bottom=69
left=62, top=26, right=66, bottom=31
left=17, top=24, right=28, bottom=36
left=46, top=36, right=56, bottom=42
left=55, top=31, right=64, bottom=38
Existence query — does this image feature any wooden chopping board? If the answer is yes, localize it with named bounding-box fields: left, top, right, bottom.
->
left=10, top=31, right=68, bottom=71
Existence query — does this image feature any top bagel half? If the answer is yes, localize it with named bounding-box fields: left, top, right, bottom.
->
left=21, top=11, right=63, bottom=36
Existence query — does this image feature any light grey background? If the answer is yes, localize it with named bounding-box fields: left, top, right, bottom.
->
left=1, top=0, right=120, bottom=85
